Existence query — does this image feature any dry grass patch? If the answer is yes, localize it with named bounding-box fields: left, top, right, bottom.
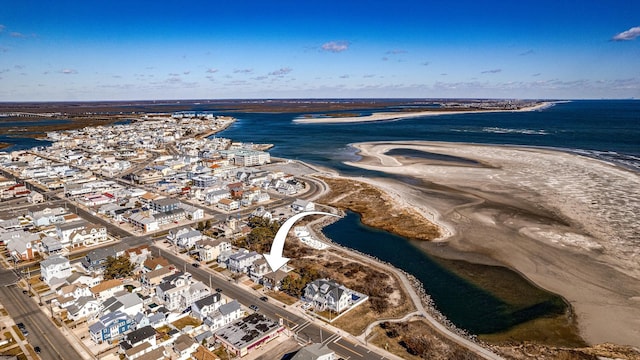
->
left=317, top=176, right=440, bottom=241
left=266, top=291, right=298, bottom=305
left=172, top=316, right=201, bottom=330
left=370, top=319, right=482, bottom=360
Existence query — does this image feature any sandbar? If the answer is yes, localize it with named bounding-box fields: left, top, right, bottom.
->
left=343, top=141, right=640, bottom=347
left=294, top=102, right=555, bottom=124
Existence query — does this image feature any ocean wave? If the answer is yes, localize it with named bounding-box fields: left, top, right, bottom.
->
left=481, top=127, right=548, bottom=135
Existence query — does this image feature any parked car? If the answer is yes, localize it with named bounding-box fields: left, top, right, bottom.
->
left=249, top=304, right=259, bottom=311
left=34, top=346, right=41, bottom=354
left=16, top=323, right=28, bottom=336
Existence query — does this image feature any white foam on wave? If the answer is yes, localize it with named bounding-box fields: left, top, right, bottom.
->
left=481, top=127, right=548, bottom=135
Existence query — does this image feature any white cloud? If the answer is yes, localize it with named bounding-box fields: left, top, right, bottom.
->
left=481, top=69, right=502, bottom=74
left=10, top=32, right=26, bottom=38
left=268, top=67, right=292, bottom=76
left=421, top=61, right=431, bottom=66
left=519, top=49, right=535, bottom=56
left=386, top=49, right=407, bottom=55
left=321, top=41, right=349, bottom=53
left=60, top=69, right=78, bottom=74
left=183, top=71, right=190, bottom=75
left=233, top=68, right=253, bottom=74
left=0, top=24, right=5, bottom=32
left=612, top=26, right=640, bottom=41
left=206, top=68, right=218, bottom=74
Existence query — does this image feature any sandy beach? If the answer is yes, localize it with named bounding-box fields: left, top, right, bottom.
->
left=343, top=141, right=640, bottom=347
left=293, top=102, right=555, bottom=124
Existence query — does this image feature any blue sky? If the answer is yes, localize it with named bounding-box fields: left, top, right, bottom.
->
left=1, top=0, right=639, bottom=101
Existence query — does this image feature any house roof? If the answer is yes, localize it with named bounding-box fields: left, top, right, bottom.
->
left=90, top=279, right=123, bottom=294
left=291, top=343, right=335, bottom=360
left=218, top=300, right=241, bottom=316
left=40, top=254, right=69, bottom=268
left=125, top=325, right=156, bottom=345
left=193, top=293, right=221, bottom=309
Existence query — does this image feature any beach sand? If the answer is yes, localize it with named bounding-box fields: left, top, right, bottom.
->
left=343, top=141, right=640, bottom=347
left=293, top=102, right=554, bottom=124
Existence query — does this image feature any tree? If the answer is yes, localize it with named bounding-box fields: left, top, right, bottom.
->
left=104, top=255, right=135, bottom=280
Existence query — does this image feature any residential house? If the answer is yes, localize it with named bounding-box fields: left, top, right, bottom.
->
left=227, top=249, right=261, bottom=273
left=81, top=243, right=128, bottom=272
left=27, top=191, right=44, bottom=204
left=101, top=292, right=144, bottom=317
left=179, top=203, right=204, bottom=221
left=142, top=257, right=171, bottom=272
left=65, top=272, right=103, bottom=288
left=89, top=310, right=134, bottom=344
left=133, top=312, right=167, bottom=330
left=150, top=198, right=180, bottom=214
left=291, top=199, right=315, bottom=212
left=125, top=245, right=152, bottom=269
left=155, top=272, right=192, bottom=311
left=204, top=189, right=230, bottom=205
left=57, top=283, right=91, bottom=300
left=216, top=198, right=239, bottom=212
left=291, top=343, right=336, bottom=360
left=90, top=279, right=125, bottom=301
left=41, top=236, right=63, bottom=254
left=140, top=267, right=175, bottom=288
left=64, top=296, right=101, bottom=321
left=168, top=227, right=202, bottom=249
left=128, top=212, right=159, bottom=233
left=154, top=208, right=186, bottom=225
left=303, top=279, right=359, bottom=314
left=191, top=293, right=224, bottom=321
left=262, top=270, right=288, bottom=291
left=203, top=300, right=242, bottom=331
left=249, top=259, right=270, bottom=283
left=40, top=255, right=72, bottom=286
left=134, top=347, right=169, bottom=360
left=120, top=325, right=157, bottom=353
left=6, top=232, right=40, bottom=261
left=196, top=237, right=231, bottom=262
left=173, top=334, right=199, bottom=360
left=67, top=223, right=108, bottom=248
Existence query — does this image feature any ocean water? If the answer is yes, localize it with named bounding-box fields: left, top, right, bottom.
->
left=218, top=100, right=640, bottom=173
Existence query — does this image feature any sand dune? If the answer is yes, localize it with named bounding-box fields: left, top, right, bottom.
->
left=294, top=102, right=554, bottom=124
left=343, top=141, right=640, bottom=347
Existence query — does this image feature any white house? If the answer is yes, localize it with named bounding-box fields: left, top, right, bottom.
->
left=178, top=203, right=204, bottom=221
left=291, top=343, right=336, bottom=360
left=64, top=296, right=101, bottom=321
left=227, top=250, right=261, bottom=273
left=203, top=300, right=243, bottom=331
left=191, top=292, right=225, bottom=320
left=217, top=198, right=240, bottom=212
left=196, top=237, right=232, bottom=262
left=292, top=199, right=315, bottom=212
left=303, top=278, right=363, bottom=314
left=40, top=255, right=72, bottom=286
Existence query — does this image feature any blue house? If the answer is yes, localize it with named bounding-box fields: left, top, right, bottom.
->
left=89, top=310, right=133, bottom=344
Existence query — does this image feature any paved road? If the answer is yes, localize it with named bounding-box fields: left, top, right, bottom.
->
left=0, top=280, right=83, bottom=360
